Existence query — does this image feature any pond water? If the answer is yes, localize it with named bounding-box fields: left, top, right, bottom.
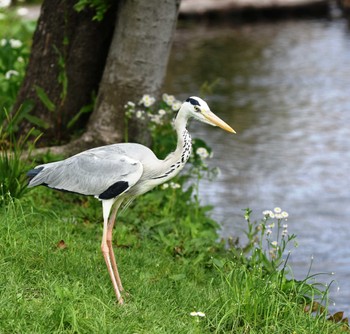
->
left=164, top=17, right=350, bottom=313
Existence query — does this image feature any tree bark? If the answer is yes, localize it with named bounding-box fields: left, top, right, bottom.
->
left=22, top=0, right=181, bottom=157
left=85, top=0, right=181, bottom=147
left=15, top=0, right=117, bottom=144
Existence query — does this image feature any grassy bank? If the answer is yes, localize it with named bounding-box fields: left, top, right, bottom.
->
left=0, top=186, right=346, bottom=333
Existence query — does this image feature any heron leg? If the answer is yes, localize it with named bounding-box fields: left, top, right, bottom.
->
left=106, top=200, right=124, bottom=292
left=101, top=199, right=123, bottom=304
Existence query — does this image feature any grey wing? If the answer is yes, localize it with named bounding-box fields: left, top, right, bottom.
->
left=28, top=148, right=143, bottom=199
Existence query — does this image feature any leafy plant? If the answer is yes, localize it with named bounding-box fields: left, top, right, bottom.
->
left=0, top=37, right=29, bottom=111
left=74, top=0, right=112, bottom=21
left=0, top=109, right=40, bottom=206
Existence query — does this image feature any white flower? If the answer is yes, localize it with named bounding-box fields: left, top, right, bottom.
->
left=17, top=7, right=29, bottom=16
left=271, top=241, right=278, bottom=247
left=17, top=56, right=24, bottom=63
left=158, top=109, right=166, bottom=116
left=1, top=38, right=7, bottom=46
left=282, top=211, right=289, bottom=218
left=190, top=311, right=205, bottom=317
left=149, top=114, right=162, bottom=125
left=0, top=0, right=11, bottom=8
left=266, top=229, right=272, bottom=236
left=135, top=110, right=145, bottom=119
left=9, top=39, right=22, bottom=49
left=171, top=100, right=182, bottom=111
left=262, top=210, right=274, bottom=218
left=196, top=147, right=209, bottom=159
left=139, top=94, right=155, bottom=107
left=275, top=213, right=283, bottom=219
left=161, top=183, right=169, bottom=190
left=162, top=93, right=175, bottom=106
left=5, top=70, right=19, bottom=79
left=274, top=207, right=282, bottom=214
left=170, top=182, right=180, bottom=189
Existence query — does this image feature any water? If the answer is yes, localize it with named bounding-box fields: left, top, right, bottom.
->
left=164, top=18, right=350, bottom=313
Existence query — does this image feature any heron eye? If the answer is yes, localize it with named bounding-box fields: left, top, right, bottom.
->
left=194, top=106, right=201, bottom=112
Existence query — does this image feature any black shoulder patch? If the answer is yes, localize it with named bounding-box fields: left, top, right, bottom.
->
left=186, top=97, right=200, bottom=106
left=98, top=181, right=129, bottom=200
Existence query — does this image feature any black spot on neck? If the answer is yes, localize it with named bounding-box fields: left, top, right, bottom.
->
left=186, top=97, right=200, bottom=106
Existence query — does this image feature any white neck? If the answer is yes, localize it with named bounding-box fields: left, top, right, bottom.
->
left=152, top=108, right=192, bottom=180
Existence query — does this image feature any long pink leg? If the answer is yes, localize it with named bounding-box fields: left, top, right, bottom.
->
left=101, top=199, right=123, bottom=304
left=106, top=200, right=124, bottom=292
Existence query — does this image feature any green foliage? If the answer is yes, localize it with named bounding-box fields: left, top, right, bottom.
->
left=74, top=0, right=112, bottom=21
left=0, top=37, right=29, bottom=111
left=209, top=261, right=343, bottom=333
left=34, top=84, right=55, bottom=112
left=0, top=8, right=36, bottom=112
left=0, top=109, right=39, bottom=206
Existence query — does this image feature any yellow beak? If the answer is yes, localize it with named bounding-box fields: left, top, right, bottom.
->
left=203, top=110, right=236, bottom=133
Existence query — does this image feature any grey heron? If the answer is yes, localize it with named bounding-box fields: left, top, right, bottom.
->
left=27, top=96, right=235, bottom=304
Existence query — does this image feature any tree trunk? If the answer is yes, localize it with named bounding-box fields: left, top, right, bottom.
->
left=15, top=0, right=117, bottom=144
left=24, top=0, right=181, bottom=157
left=85, top=0, right=181, bottom=147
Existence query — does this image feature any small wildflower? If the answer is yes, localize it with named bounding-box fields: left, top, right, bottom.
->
left=282, top=211, right=289, bottom=218
left=271, top=241, right=278, bottom=247
left=139, top=94, right=155, bottom=107
left=9, top=39, right=22, bottom=49
left=170, top=182, right=180, bottom=189
left=0, top=0, right=11, bottom=8
left=5, top=70, right=19, bottom=79
left=196, top=147, right=209, bottom=159
left=162, top=93, right=175, bottom=106
left=283, top=224, right=288, bottom=229
left=17, top=7, right=29, bottom=16
left=135, top=110, right=145, bottom=119
left=0, top=38, right=7, bottom=46
left=190, top=311, right=205, bottom=317
left=275, top=213, right=283, bottom=219
left=267, top=223, right=275, bottom=229
left=171, top=100, right=182, bottom=111
left=161, top=183, right=169, bottom=190
left=262, top=210, right=274, bottom=218
left=148, top=113, right=162, bottom=125
left=158, top=109, right=166, bottom=116
left=274, top=207, right=282, bottom=214
left=17, top=56, right=24, bottom=63
left=266, top=229, right=272, bottom=236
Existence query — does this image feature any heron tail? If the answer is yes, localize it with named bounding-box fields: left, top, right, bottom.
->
left=27, top=166, right=44, bottom=184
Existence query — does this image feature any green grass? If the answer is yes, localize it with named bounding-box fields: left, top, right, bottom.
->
left=0, top=188, right=346, bottom=333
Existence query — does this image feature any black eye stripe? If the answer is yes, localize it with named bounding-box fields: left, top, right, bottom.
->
left=186, top=97, right=200, bottom=106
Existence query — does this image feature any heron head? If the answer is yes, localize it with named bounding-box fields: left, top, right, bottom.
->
left=183, top=96, right=236, bottom=133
